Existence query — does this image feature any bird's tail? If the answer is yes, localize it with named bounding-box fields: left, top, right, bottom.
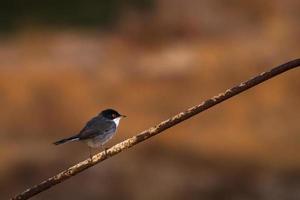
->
left=53, top=135, right=79, bottom=145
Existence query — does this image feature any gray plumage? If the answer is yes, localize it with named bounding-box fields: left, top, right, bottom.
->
left=53, top=109, right=125, bottom=148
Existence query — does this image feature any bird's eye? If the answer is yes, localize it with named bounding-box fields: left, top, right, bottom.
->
left=112, top=114, right=116, bottom=118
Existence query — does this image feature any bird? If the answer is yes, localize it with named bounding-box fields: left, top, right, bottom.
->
left=53, top=108, right=126, bottom=159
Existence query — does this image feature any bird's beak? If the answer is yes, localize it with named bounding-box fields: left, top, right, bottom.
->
left=121, top=115, right=127, bottom=118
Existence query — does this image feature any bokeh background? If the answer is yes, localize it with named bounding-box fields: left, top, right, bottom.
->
left=1, top=0, right=300, bottom=199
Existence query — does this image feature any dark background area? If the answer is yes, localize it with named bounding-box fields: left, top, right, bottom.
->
left=0, top=0, right=300, bottom=199
left=0, top=0, right=153, bottom=30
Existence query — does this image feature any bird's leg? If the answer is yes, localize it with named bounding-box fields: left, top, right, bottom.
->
left=89, top=147, right=93, bottom=161
left=101, top=145, right=108, bottom=156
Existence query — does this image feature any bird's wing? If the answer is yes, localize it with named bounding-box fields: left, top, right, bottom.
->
left=77, top=118, right=115, bottom=140
left=77, top=129, right=100, bottom=140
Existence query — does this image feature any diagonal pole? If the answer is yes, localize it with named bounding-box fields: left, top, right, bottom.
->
left=12, top=58, right=300, bottom=200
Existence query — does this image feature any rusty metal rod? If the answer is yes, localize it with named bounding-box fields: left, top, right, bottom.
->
left=12, top=58, right=300, bottom=200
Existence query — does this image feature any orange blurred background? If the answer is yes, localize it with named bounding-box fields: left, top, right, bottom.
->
left=1, top=0, right=300, bottom=199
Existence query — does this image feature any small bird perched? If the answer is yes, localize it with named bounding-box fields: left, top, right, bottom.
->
left=53, top=109, right=126, bottom=159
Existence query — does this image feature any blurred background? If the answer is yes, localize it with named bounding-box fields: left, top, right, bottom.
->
left=1, top=0, right=300, bottom=199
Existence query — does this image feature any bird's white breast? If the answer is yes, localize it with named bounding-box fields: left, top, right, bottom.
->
left=113, top=117, right=121, bottom=127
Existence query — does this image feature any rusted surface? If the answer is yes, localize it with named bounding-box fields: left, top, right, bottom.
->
left=12, top=59, right=300, bottom=200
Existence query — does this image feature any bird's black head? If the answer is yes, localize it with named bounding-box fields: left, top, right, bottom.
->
left=100, top=109, right=126, bottom=120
